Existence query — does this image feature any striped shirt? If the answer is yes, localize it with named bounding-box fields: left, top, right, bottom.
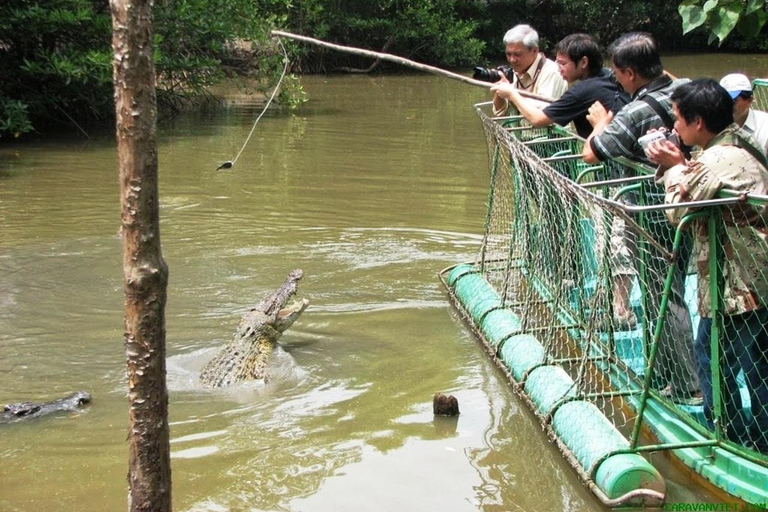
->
left=590, top=76, right=690, bottom=164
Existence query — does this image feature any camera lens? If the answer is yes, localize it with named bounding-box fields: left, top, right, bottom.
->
left=472, top=67, right=502, bottom=83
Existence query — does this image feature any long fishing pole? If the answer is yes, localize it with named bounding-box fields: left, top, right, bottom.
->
left=219, top=31, right=553, bottom=170
left=216, top=37, right=290, bottom=170
left=271, top=29, right=555, bottom=104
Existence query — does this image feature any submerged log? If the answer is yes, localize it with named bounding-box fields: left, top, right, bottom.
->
left=199, top=270, right=309, bottom=388
left=433, top=392, right=460, bottom=416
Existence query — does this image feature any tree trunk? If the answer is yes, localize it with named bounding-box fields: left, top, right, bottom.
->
left=110, top=0, right=172, bottom=511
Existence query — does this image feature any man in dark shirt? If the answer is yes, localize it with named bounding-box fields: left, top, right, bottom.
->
left=490, top=33, right=629, bottom=138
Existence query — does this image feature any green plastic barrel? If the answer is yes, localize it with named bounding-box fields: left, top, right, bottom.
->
left=451, top=273, right=501, bottom=323
left=481, top=309, right=523, bottom=349
left=552, top=401, right=665, bottom=499
left=446, top=264, right=477, bottom=287
left=498, top=333, right=545, bottom=380
left=524, top=365, right=577, bottom=415
left=445, top=263, right=665, bottom=501
left=595, top=453, right=666, bottom=499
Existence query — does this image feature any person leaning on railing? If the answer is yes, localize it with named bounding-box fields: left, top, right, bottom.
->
left=490, top=33, right=629, bottom=138
left=491, top=33, right=636, bottom=329
left=647, top=78, right=768, bottom=453
left=491, top=24, right=568, bottom=116
left=581, top=32, right=701, bottom=404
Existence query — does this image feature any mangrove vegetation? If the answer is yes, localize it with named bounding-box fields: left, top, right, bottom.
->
left=1, top=0, right=766, bottom=140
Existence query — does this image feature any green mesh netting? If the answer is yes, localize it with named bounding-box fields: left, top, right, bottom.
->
left=447, top=99, right=768, bottom=502
left=475, top=106, right=702, bottom=419
left=754, top=78, right=768, bottom=112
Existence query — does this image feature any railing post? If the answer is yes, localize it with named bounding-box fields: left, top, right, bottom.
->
left=630, top=213, right=707, bottom=448
left=708, top=209, right=725, bottom=442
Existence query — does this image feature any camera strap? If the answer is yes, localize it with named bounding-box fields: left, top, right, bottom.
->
left=514, top=56, right=546, bottom=91
left=711, top=126, right=768, bottom=171
left=639, top=94, right=674, bottom=131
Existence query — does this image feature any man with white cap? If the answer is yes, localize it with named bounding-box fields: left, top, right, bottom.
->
left=720, top=73, right=768, bottom=156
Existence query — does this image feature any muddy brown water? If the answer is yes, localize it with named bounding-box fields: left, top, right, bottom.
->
left=1, top=52, right=765, bottom=511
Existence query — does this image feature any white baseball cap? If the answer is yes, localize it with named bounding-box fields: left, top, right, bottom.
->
left=719, top=73, right=752, bottom=99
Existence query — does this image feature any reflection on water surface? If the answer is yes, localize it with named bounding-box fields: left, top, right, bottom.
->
left=3, top=61, right=759, bottom=510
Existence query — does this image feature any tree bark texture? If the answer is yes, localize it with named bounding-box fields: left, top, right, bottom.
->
left=110, top=0, right=172, bottom=511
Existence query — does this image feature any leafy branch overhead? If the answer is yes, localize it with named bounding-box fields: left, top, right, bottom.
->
left=679, top=0, right=767, bottom=44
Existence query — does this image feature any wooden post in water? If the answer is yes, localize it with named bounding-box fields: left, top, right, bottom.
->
left=110, top=0, right=172, bottom=510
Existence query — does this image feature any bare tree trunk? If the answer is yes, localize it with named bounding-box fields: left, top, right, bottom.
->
left=110, top=0, right=172, bottom=511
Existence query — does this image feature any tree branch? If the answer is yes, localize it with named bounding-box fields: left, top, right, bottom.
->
left=271, top=30, right=554, bottom=103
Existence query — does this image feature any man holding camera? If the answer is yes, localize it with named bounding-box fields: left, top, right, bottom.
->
left=490, top=24, right=567, bottom=116
left=581, top=32, right=701, bottom=404
left=490, top=33, right=629, bottom=138
left=648, top=78, right=768, bottom=452
left=582, top=32, right=687, bottom=165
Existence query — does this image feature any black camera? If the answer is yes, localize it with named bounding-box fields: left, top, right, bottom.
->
left=473, top=65, right=514, bottom=83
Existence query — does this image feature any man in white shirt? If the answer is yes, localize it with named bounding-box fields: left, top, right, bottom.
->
left=492, top=24, right=567, bottom=115
left=720, top=73, right=768, bottom=156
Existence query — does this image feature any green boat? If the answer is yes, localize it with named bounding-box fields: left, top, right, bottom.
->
left=440, top=79, right=768, bottom=507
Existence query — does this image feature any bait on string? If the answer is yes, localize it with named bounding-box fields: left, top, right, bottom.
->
left=216, top=37, right=290, bottom=171
left=216, top=30, right=553, bottom=171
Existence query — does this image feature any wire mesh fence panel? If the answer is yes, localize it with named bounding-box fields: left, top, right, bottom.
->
left=695, top=206, right=768, bottom=454
left=461, top=102, right=768, bottom=463
left=753, top=78, right=768, bottom=112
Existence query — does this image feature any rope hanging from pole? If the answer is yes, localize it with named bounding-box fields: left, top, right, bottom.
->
left=217, top=30, right=555, bottom=170
left=216, top=37, right=290, bottom=170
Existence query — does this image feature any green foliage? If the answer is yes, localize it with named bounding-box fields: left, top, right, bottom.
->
left=0, top=100, right=34, bottom=139
left=544, top=0, right=682, bottom=44
left=0, top=0, right=294, bottom=138
left=0, top=0, right=765, bottom=140
left=154, top=0, right=286, bottom=96
left=0, top=0, right=114, bottom=138
left=278, top=75, right=309, bottom=110
left=679, top=0, right=767, bottom=45
left=285, top=0, right=486, bottom=71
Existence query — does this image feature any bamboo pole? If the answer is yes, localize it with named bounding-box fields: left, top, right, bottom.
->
left=271, top=30, right=554, bottom=103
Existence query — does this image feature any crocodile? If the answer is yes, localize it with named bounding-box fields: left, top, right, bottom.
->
left=200, top=269, right=309, bottom=387
left=1, top=391, right=92, bottom=424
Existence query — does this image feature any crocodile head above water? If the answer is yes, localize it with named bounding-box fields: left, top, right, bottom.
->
left=274, top=296, right=310, bottom=332
left=250, top=268, right=309, bottom=333
left=1, top=391, right=92, bottom=424
left=199, top=269, right=309, bottom=388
